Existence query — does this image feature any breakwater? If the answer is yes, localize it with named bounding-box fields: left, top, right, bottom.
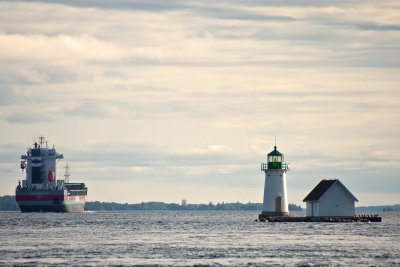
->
left=257, top=214, right=382, bottom=223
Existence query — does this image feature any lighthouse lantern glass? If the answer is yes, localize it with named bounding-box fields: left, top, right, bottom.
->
left=267, top=148, right=284, bottom=169
left=268, top=155, right=282, bottom=163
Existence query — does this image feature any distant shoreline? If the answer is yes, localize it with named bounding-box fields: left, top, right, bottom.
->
left=0, top=195, right=399, bottom=212
left=1, top=195, right=302, bottom=211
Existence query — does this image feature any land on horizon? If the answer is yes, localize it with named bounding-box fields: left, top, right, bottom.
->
left=1, top=195, right=399, bottom=212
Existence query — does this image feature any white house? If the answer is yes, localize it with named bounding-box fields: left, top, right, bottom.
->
left=303, top=179, right=358, bottom=217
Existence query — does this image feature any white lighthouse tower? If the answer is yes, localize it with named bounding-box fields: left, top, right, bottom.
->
left=260, top=145, right=290, bottom=218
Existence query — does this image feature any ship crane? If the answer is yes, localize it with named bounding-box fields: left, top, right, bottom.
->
left=64, top=164, right=70, bottom=183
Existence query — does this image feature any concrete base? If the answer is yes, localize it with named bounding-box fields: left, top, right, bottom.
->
left=256, top=215, right=382, bottom=223
left=259, top=211, right=290, bottom=218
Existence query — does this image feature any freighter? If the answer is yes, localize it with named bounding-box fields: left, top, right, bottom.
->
left=16, top=136, right=88, bottom=212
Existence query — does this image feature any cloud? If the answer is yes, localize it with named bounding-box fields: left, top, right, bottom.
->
left=2, top=1, right=400, bottom=71
left=0, top=65, right=81, bottom=85
left=5, top=112, right=54, bottom=124
left=0, top=33, right=121, bottom=63
left=9, top=0, right=295, bottom=21
left=0, top=88, right=27, bottom=106
left=188, top=6, right=296, bottom=21
left=356, top=23, right=400, bottom=31
left=66, top=102, right=110, bottom=118
left=14, top=0, right=187, bottom=12
left=63, top=143, right=243, bottom=167
left=0, top=0, right=399, bottom=204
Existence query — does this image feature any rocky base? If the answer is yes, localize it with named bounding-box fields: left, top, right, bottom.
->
left=257, top=214, right=382, bottom=223
left=260, top=211, right=290, bottom=217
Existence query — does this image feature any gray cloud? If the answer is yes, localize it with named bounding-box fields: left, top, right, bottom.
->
left=189, top=6, right=295, bottom=21
left=10, top=0, right=371, bottom=10
left=5, top=112, right=54, bottom=124
left=19, top=0, right=186, bottom=11
left=0, top=64, right=82, bottom=85
left=0, top=143, right=25, bottom=162
left=66, top=102, right=109, bottom=118
left=12, top=0, right=295, bottom=21
left=63, top=143, right=247, bottom=167
left=0, top=87, right=27, bottom=106
left=356, top=23, right=400, bottom=31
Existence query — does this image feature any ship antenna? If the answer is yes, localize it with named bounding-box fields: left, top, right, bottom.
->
left=39, top=136, right=45, bottom=147
left=64, top=164, right=70, bottom=183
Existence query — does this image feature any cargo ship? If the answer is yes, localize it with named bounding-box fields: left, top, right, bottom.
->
left=16, top=136, right=88, bottom=212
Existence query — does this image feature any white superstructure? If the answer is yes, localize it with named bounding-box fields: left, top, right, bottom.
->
left=261, top=146, right=290, bottom=216
left=20, top=136, right=64, bottom=190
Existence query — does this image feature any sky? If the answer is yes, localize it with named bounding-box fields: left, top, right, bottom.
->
left=0, top=0, right=399, bottom=206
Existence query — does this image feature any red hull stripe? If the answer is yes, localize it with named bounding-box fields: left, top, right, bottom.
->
left=16, top=195, right=86, bottom=201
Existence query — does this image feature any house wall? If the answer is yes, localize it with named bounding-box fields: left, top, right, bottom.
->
left=318, top=183, right=355, bottom=217
left=306, top=202, right=319, bottom=217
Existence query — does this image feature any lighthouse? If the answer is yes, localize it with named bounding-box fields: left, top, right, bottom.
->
left=260, top=145, right=290, bottom=218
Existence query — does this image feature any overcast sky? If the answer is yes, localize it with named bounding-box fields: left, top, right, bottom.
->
left=1, top=0, right=399, bottom=206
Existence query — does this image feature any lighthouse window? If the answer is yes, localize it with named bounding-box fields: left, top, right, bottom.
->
left=268, top=155, right=282, bottom=162
left=270, top=156, right=281, bottom=162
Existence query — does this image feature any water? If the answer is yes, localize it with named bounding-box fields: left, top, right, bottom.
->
left=0, top=211, right=399, bottom=266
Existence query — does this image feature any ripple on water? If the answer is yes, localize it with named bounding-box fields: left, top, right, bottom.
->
left=0, top=211, right=399, bottom=266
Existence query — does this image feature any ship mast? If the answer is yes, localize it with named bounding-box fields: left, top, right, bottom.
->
left=39, top=136, right=45, bottom=147
left=64, top=164, right=70, bottom=183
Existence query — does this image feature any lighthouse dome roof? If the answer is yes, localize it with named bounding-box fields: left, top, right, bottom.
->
left=268, top=146, right=283, bottom=156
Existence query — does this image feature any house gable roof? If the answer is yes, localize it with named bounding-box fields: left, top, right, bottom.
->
left=303, top=179, right=358, bottom=202
left=303, top=179, right=336, bottom=202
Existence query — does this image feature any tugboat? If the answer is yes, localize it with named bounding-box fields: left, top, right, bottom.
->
left=16, top=136, right=88, bottom=212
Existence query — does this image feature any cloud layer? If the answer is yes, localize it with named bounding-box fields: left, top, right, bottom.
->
left=0, top=0, right=399, bottom=205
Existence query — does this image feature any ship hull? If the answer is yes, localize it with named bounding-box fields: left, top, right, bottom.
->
left=18, top=203, right=85, bottom=212
left=16, top=185, right=87, bottom=213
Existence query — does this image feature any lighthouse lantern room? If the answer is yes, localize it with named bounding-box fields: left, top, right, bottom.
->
left=260, top=145, right=290, bottom=217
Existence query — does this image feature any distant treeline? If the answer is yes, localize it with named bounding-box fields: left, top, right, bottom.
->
left=2, top=195, right=399, bottom=212
left=85, top=201, right=303, bottom=211
left=0, top=195, right=302, bottom=211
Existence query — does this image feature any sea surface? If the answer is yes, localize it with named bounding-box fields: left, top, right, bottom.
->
left=0, top=211, right=399, bottom=266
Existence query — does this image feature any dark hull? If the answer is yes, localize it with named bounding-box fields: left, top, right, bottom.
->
left=18, top=202, right=85, bottom=212
left=16, top=185, right=87, bottom=213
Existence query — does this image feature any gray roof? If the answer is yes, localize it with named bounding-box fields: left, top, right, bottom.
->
left=303, top=179, right=358, bottom=202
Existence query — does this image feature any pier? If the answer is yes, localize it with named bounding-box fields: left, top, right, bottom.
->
left=257, top=214, right=382, bottom=223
